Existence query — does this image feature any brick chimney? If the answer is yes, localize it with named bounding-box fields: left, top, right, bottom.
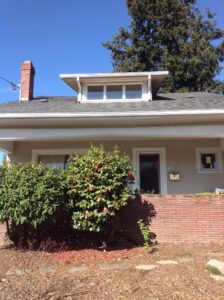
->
left=20, top=60, right=35, bottom=101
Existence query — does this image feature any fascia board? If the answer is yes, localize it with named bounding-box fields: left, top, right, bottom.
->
left=59, top=71, right=169, bottom=79
left=1, top=109, right=224, bottom=119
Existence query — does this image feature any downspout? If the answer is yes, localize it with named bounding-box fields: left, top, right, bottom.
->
left=77, top=77, right=81, bottom=103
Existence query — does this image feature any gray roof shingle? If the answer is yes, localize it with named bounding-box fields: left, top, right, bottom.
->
left=0, top=92, right=224, bottom=114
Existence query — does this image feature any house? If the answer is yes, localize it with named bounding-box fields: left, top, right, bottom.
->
left=1, top=60, right=224, bottom=195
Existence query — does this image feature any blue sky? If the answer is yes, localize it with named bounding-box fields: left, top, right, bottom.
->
left=0, top=0, right=223, bottom=102
left=0, top=0, right=224, bottom=162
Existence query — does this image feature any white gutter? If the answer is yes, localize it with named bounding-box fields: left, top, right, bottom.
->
left=0, top=109, right=224, bottom=119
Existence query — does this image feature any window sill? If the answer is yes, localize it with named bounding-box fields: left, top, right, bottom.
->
left=197, top=170, right=223, bottom=174
left=80, top=99, right=149, bottom=103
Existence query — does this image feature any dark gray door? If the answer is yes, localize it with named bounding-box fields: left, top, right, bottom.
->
left=139, top=154, right=160, bottom=194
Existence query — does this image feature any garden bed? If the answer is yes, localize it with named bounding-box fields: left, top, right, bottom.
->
left=0, top=242, right=224, bottom=299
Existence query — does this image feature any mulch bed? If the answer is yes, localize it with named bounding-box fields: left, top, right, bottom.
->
left=0, top=242, right=224, bottom=299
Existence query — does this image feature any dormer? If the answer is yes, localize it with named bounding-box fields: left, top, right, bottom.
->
left=60, top=71, right=169, bottom=103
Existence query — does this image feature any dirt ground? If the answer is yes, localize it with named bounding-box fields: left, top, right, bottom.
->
left=0, top=243, right=224, bottom=300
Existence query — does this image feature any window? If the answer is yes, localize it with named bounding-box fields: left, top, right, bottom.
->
left=38, top=155, right=69, bottom=169
left=86, top=83, right=143, bottom=100
left=196, top=148, right=223, bottom=173
left=32, top=149, right=87, bottom=168
left=200, top=153, right=216, bottom=170
left=106, top=85, right=122, bottom=99
left=126, top=84, right=142, bottom=99
left=87, top=85, right=103, bottom=100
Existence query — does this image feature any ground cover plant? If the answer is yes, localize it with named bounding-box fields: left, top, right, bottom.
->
left=0, top=145, right=135, bottom=248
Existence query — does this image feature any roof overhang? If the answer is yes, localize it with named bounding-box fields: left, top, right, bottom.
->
left=0, top=110, right=224, bottom=127
left=59, top=71, right=169, bottom=95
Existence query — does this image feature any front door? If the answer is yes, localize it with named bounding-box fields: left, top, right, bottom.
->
left=139, top=154, right=160, bottom=194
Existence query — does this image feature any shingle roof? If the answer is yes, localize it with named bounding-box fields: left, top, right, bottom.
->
left=0, top=92, right=224, bottom=114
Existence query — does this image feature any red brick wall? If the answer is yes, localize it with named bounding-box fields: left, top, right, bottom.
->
left=0, top=223, right=6, bottom=246
left=119, top=195, right=224, bottom=243
left=0, top=195, right=224, bottom=245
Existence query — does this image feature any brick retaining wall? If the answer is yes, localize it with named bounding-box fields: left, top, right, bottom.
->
left=0, top=223, right=6, bottom=247
left=119, top=195, right=224, bottom=243
left=0, top=195, right=224, bottom=246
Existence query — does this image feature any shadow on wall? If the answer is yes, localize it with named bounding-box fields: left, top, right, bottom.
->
left=118, top=196, right=157, bottom=244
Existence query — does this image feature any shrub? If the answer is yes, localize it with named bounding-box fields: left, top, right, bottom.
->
left=137, top=219, right=151, bottom=251
left=66, top=145, right=135, bottom=232
left=0, top=162, right=65, bottom=244
left=0, top=145, right=135, bottom=247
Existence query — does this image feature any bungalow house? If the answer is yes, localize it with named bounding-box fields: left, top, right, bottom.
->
left=1, top=60, right=224, bottom=195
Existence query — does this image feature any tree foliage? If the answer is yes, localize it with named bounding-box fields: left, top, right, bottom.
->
left=103, top=0, right=224, bottom=92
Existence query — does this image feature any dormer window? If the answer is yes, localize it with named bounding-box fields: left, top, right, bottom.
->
left=106, top=85, right=123, bottom=99
left=60, top=71, right=169, bottom=102
left=86, top=84, right=143, bottom=101
left=126, top=84, right=142, bottom=99
left=87, top=85, right=104, bottom=100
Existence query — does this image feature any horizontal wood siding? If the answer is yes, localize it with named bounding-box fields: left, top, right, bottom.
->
left=11, top=139, right=224, bottom=194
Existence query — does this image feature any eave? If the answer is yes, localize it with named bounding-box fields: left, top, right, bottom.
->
left=0, top=110, right=224, bottom=127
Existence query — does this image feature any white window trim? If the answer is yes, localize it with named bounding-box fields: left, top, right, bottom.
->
left=195, top=147, right=223, bottom=173
left=32, top=148, right=87, bottom=163
left=133, top=147, right=167, bottom=194
left=83, top=82, right=144, bottom=102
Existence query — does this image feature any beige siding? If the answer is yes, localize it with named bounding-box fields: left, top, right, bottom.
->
left=10, top=139, right=224, bottom=194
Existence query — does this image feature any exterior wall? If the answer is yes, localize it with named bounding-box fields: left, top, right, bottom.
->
left=119, top=194, right=224, bottom=243
left=10, top=138, right=224, bottom=194
left=0, top=223, right=6, bottom=247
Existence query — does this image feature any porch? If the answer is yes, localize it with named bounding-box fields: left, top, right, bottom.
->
left=2, top=138, right=224, bottom=194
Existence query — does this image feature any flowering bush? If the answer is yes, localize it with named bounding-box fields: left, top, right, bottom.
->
left=0, top=145, right=135, bottom=247
left=66, top=145, right=135, bottom=232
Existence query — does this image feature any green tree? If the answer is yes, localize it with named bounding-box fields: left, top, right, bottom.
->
left=104, top=0, right=224, bottom=92
left=210, top=80, right=224, bottom=94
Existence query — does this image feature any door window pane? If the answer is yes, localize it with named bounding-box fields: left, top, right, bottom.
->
left=87, top=86, right=103, bottom=100
left=106, top=85, right=122, bottom=99
left=126, top=84, right=142, bottom=99
left=140, top=154, right=160, bottom=194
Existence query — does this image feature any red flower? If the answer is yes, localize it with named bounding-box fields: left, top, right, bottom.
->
left=128, top=172, right=135, bottom=181
left=96, top=162, right=103, bottom=168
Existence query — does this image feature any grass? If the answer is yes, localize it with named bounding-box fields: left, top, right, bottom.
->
left=195, top=192, right=213, bottom=196
left=206, top=265, right=221, bottom=275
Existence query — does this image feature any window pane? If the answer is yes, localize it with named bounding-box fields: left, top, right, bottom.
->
left=38, top=155, right=68, bottom=169
left=200, top=153, right=216, bottom=169
left=126, top=84, right=142, bottom=99
left=106, top=85, right=122, bottom=99
left=140, top=154, right=160, bottom=194
left=87, top=86, right=103, bottom=100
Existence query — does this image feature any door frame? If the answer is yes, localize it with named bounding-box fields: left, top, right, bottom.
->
left=133, top=147, right=167, bottom=194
